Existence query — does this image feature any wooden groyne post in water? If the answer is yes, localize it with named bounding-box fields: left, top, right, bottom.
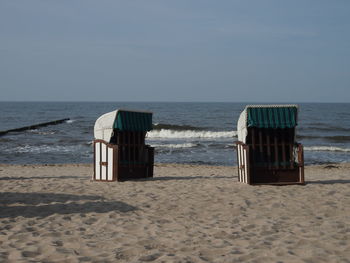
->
left=0, top=118, right=70, bottom=136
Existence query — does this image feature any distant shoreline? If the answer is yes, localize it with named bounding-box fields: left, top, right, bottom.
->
left=0, top=162, right=348, bottom=168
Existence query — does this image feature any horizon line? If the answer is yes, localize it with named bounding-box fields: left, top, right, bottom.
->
left=0, top=100, right=349, bottom=104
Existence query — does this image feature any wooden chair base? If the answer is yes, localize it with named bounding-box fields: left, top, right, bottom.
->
left=236, top=141, right=305, bottom=185
left=93, top=140, right=154, bottom=182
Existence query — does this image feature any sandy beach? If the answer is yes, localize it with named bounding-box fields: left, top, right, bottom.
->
left=0, top=163, right=349, bottom=263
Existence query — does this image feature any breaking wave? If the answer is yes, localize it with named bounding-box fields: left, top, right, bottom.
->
left=147, top=129, right=237, bottom=139
left=304, top=146, right=350, bottom=153
left=151, top=143, right=199, bottom=149
left=7, top=145, right=83, bottom=154
left=298, top=135, right=350, bottom=142
left=301, top=126, right=350, bottom=132
left=153, top=123, right=204, bottom=131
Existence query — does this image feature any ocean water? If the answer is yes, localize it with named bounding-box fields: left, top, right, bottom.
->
left=0, top=102, right=349, bottom=166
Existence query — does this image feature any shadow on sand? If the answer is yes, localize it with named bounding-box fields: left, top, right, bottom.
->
left=0, top=192, right=137, bottom=218
left=307, top=179, right=350, bottom=185
left=135, top=175, right=234, bottom=181
left=0, top=192, right=104, bottom=205
left=0, top=176, right=85, bottom=180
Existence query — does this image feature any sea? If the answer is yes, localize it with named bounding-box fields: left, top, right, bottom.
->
left=0, top=102, right=349, bottom=166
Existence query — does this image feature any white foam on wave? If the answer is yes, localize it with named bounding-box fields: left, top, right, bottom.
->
left=38, top=131, right=56, bottom=135
left=304, top=146, right=350, bottom=153
left=8, top=145, right=80, bottom=153
left=27, top=129, right=56, bottom=135
left=151, top=143, right=198, bottom=149
left=66, top=119, right=76, bottom=124
left=147, top=129, right=237, bottom=139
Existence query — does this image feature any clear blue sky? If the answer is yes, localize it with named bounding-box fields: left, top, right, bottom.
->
left=1, top=0, right=349, bottom=102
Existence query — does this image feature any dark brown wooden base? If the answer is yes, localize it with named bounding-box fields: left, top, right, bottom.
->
left=117, top=146, right=154, bottom=181
left=249, top=168, right=304, bottom=185
left=117, top=165, right=153, bottom=181
left=236, top=141, right=305, bottom=185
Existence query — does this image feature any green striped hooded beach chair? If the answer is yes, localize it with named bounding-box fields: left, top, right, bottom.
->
left=236, top=105, right=305, bottom=185
left=93, top=109, right=154, bottom=181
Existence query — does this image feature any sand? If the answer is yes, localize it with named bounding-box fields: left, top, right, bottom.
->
left=0, top=163, right=349, bottom=263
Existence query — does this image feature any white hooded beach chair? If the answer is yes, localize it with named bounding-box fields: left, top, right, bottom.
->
left=93, top=109, right=154, bottom=182
left=236, top=105, right=305, bottom=185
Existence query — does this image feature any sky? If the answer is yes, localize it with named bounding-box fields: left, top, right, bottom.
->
left=0, top=0, right=349, bottom=102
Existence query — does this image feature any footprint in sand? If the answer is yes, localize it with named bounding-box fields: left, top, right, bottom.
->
left=138, top=253, right=162, bottom=262
left=52, top=240, right=63, bottom=247
left=21, top=250, right=41, bottom=258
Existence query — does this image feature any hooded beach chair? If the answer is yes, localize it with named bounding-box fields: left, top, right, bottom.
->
left=93, top=109, right=154, bottom=181
left=236, top=105, right=304, bottom=185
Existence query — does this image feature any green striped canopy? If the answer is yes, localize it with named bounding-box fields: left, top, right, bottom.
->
left=114, top=110, right=153, bottom=131
left=247, top=106, right=298, bottom=129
